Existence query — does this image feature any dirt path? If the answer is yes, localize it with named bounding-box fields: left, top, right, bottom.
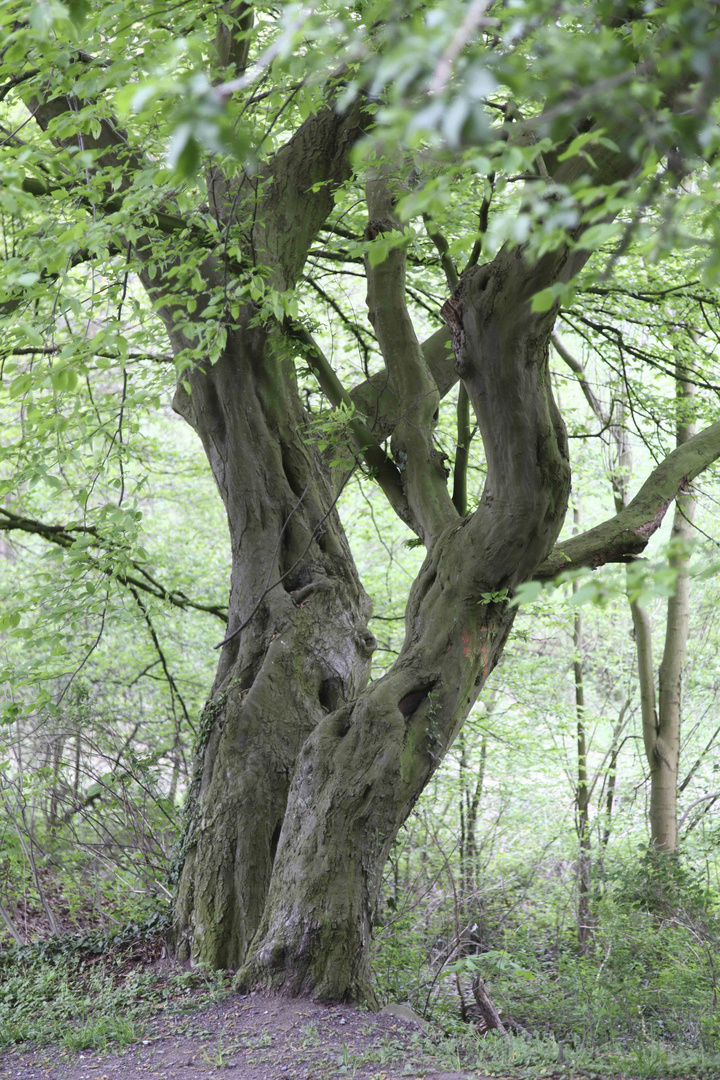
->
left=0, top=992, right=497, bottom=1080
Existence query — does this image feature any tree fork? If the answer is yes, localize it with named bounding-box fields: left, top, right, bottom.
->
left=235, top=247, right=573, bottom=1000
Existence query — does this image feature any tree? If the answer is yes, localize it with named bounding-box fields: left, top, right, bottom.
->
left=3, top=0, right=720, bottom=1002
left=555, top=333, right=698, bottom=853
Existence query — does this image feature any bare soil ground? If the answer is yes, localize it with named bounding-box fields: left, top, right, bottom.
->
left=0, top=992, right=499, bottom=1080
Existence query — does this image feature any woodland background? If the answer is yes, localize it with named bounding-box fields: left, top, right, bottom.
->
left=1, top=1, right=720, bottom=1076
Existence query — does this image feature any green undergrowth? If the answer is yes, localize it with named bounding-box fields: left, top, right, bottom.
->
left=0, top=908, right=172, bottom=969
left=347, top=1025, right=720, bottom=1080
left=372, top=847, right=720, bottom=1079
left=0, top=923, right=233, bottom=1051
left=404, top=1029, right=720, bottom=1080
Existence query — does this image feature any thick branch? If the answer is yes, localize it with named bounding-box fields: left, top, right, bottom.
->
left=255, top=90, right=374, bottom=287
left=216, top=1, right=254, bottom=71
left=350, top=326, right=454, bottom=443
left=423, top=214, right=459, bottom=290
left=364, top=170, right=458, bottom=543
left=287, top=325, right=412, bottom=527
left=536, top=420, right=720, bottom=579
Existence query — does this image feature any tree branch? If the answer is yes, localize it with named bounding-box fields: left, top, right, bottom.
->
left=678, top=793, right=720, bottom=833
left=423, top=214, right=459, bottom=290
left=19, top=175, right=219, bottom=247
left=551, top=332, right=605, bottom=421
left=349, top=325, right=454, bottom=445
left=364, top=168, right=458, bottom=543
left=0, top=509, right=227, bottom=621
left=129, top=587, right=191, bottom=725
left=536, top=420, right=720, bottom=579
left=215, top=0, right=254, bottom=73
left=252, top=86, right=374, bottom=288
left=302, top=274, right=374, bottom=373
left=287, top=324, right=413, bottom=527
left=464, top=174, right=494, bottom=271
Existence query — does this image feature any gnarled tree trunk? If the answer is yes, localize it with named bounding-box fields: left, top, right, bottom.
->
left=171, top=322, right=377, bottom=968
left=233, top=245, right=572, bottom=1000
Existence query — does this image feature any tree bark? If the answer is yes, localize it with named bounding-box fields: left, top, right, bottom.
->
left=171, top=320, right=377, bottom=969
left=572, top=509, right=593, bottom=955
left=472, top=973, right=508, bottom=1035
left=18, top=12, right=720, bottom=1001
left=629, top=371, right=696, bottom=855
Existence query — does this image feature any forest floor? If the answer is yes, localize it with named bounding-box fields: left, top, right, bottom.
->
left=0, top=939, right=711, bottom=1080
left=0, top=990, right=505, bottom=1080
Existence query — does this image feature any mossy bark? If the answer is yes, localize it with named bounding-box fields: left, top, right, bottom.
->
left=172, top=321, right=375, bottom=968
left=163, top=53, right=720, bottom=996
left=19, top=0, right=720, bottom=1007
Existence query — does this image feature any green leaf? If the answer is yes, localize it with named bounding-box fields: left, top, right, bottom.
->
left=575, top=223, right=619, bottom=251
left=17, top=272, right=40, bottom=287
left=530, top=288, right=556, bottom=313
left=367, top=238, right=392, bottom=268
left=50, top=367, right=79, bottom=393
left=67, top=0, right=90, bottom=22
left=17, top=323, right=45, bottom=348
left=557, top=127, right=606, bottom=162
left=508, top=581, right=543, bottom=608
left=9, top=374, right=33, bottom=398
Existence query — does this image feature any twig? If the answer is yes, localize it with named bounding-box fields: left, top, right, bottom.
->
left=430, top=0, right=492, bottom=95
left=679, top=793, right=720, bottom=832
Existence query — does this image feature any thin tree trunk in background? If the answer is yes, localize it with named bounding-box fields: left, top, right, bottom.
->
left=464, top=734, right=486, bottom=898
left=459, top=726, right=487, bottom=953
left=572, top=507, right=593, bottom=954
left=73, top=733, right=81, bottom=803
left=168, top=734, right=182, bottom=807
left=554, top=336, right=697, bottom=858
left=601, top=703, right=630, bottom=850
left=459, top=732, right=467, bottom=894
left=651, top=364, right=696, bottom=851
left=0, top=900, right=23, bottom=945
left=48, top=734, right=64, bottom=831
left=459, top=729, right=487, bottom=899
left=602, top=400, right=659, bottom=824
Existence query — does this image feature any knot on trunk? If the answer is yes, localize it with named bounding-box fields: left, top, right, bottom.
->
left=364, top=218, right=395, bottom=241
left=440, top=292, right=465, bottom=372
left=397, top=681, right=437, bottom=718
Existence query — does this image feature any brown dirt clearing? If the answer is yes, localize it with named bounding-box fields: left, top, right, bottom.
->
left=0, top=992, right=504, bottom=1080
